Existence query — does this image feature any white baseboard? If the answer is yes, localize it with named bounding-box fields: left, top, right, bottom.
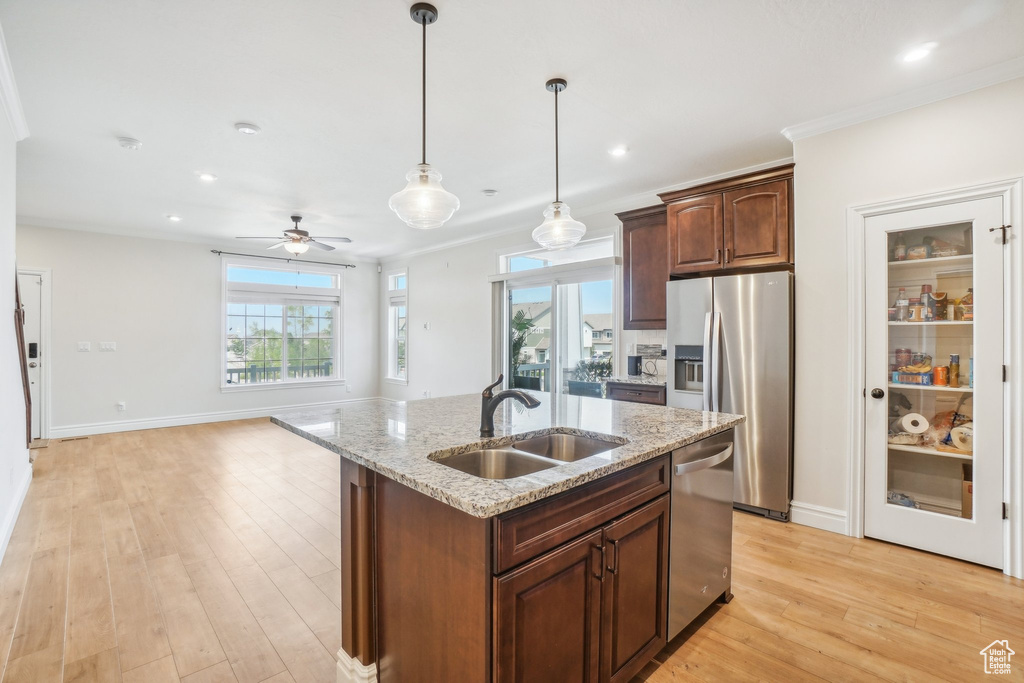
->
left=789, top=500, right=849, bottom=536
left=0, top=463, right=32, bottom=562
left=337, top=648, right=377, bottom=683
left=48, top=396, right=383, bottom=439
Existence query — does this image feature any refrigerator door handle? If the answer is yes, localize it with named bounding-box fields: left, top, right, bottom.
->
left=702, top=312, right=712, bottom=411
left=710, top=311, right=722, bottom=413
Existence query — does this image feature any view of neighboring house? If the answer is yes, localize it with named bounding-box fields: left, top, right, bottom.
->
left=512, top=303, right=615, bottom=365
left=584, top=314, right=613, bottom=358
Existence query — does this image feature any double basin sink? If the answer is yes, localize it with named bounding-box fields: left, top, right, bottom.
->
left=430, top=431, right=627, bottom=480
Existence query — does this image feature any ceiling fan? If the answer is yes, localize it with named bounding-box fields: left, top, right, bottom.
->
left=236, top=215, right=351, bottom=255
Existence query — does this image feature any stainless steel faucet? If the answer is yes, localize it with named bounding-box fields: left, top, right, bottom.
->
left=480, top=374, right=541, bottom=437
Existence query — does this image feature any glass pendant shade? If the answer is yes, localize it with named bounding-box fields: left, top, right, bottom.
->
left=283, top=240, right=309, bottom=255
left=389, top=163, right=460, bottom=229
left=532, top=201, right=587, bottom=250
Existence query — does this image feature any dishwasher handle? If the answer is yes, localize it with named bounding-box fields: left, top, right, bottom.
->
left=674, top=444, right=733, bottom=476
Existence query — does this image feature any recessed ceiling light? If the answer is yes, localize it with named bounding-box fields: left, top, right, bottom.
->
left=117, top=137, right=142, bottom=150
left=197, top=172, right=218, bottom=182
left=234, top=122, right=261, bottom=135
left=609, top=145, right=629, bottom=157
left=482, top=189, right=498, bottom=197
left=166, top=214, right=182, bottom=222
left=902, top=42, right=937, bottom=63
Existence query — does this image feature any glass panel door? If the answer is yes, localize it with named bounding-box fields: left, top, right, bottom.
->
left=508, top=285, right=553, bottom=392
left=864, top=197, right=1004, bottom=568
left=558, top=280, right=614, bottom=397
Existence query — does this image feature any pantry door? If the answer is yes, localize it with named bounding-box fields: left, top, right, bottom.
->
left=863, top=196, right=1004, bottom=568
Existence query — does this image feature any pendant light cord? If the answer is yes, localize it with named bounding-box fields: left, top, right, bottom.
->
left=421, top=19, right=427, bottom=165
left=554, top=85, right=560, bottom=203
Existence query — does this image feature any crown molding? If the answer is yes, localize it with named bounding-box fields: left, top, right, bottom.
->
left=781, top=56, right=1024, bottom=142
left=0, top=23, right=28, bottom=141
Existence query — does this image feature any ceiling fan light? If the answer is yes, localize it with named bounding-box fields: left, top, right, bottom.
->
left=283, top=240, right=310, bottom=255
left=532, top=201, right=586, bottom=250
left=389, top=163, right=460, bottom=229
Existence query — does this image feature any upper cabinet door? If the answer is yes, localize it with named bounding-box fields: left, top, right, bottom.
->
left=667, top=195, right=723, bottom=276
left=722, top=179, right=791, bottom=268
left=621, top=207, right=669, bottom=330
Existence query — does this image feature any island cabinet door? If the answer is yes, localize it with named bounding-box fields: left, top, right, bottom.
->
left=494, top=529, right=604, bottom=683
left=600, top=495, right=670, bottom=683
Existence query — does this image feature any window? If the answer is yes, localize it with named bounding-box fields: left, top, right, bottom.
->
left=223, top=260, right=343, bottom=388
left=500, top=236, right=614, bottom=274
left=494, top=240, right=617, bottom=396
left=387, top=271, right=408, bottom=383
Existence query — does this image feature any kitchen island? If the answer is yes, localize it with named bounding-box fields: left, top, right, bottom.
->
left=273, top=391, right=743, bottom=683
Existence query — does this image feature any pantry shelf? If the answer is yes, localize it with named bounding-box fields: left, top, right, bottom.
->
left=887, top=254, right=973, bottom=269
left=887, top=443, right=973, bottom=460
left=888, top=321, right=973, bottom=327
left=888, top=383, right=973, bottom=393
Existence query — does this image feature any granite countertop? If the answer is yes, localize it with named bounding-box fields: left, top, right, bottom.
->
left=272, top=392, right=743, bottom=518
left=604, top=375, right=667, bottom=386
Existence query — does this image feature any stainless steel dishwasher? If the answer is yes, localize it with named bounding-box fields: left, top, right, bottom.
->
left=667, top=428, right=735, bottom=639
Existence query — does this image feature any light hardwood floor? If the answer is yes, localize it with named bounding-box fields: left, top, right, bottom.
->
left=0, top=419, right=1020, bottom=682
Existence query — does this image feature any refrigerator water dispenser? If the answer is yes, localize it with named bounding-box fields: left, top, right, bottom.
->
left=674, top=345, right=704, bottom=393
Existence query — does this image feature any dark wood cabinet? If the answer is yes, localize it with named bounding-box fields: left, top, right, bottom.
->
left=601, top=496, right=670, bottom=683
left=494, top=530, right=604, bottom=683
left=667, top=194, right=723, bottom=275
left=618, top=205, right=668, bottom=330
left=659, top=164, right=794, bottom=276
left=723, top=179, right=790, bottom=268
left=494, top=495, right=670, bottom=683
left=605, top=381, right=666, bottom=406
left=366, top=455, right=672, bottom=683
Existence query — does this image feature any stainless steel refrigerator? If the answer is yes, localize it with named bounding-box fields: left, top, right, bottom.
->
left=667, top=272, right=794, bottom=520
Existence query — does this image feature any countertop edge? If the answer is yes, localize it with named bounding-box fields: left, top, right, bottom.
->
left=271, top=415, right=745, bottom=518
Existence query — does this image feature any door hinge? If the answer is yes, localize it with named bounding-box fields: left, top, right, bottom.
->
left=1004, top=365, right=1008, bottom=382
left=989, top=224, right=1011, bottom=245
left=1004, top=502, right=1009, bottom=520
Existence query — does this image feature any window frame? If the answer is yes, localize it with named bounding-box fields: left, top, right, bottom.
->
left=220, top=256, right=345, bottom=391
left=385, top=269, right=409, bottom=385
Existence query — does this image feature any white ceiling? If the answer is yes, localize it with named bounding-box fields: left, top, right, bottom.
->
left=3, top=0, right=1024, bottom=260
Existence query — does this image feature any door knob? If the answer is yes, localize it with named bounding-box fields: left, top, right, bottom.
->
left=870, top=388, right=885, bottom=399
left=29, top=362, right=38, bottom=368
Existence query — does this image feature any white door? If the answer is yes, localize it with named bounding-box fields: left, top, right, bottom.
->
left=17, top=272, right=43, bottom=440
left=864, top=196, right=1004, bottom=568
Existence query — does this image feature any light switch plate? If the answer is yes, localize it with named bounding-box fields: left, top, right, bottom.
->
left=77, top=342, right=91, bottom=352
left=99, top=342, right=117, bottom=352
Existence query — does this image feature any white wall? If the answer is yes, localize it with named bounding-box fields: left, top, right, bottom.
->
left=378, top=214, right=623, bottom=402
left=792, top=77, right=1024, bottom=528
left=1, top=106, right=31, bottom=560
left=15, top=226, right=379, bottom=435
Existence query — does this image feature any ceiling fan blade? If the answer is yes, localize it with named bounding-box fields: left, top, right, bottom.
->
left=309, top=236, right=352, bottom=243
left=266, top=241, right=289, bottom=250
left=236, top=236, right=281, bottom=240
left=306, top=240, right=335, bottom=251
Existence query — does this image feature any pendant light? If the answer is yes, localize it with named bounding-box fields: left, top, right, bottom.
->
left=532, top=78, right=586, bottom=250
left=389, top=3, right=460, bottom=229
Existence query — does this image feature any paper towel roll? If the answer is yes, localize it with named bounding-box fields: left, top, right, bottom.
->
left=951, top=423, right=973, bottom=452
left=899, top=413, right=930, bottom=434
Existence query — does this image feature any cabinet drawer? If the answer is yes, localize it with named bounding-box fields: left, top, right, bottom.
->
left=606, top=382, right=666, bottom=406
left=493, top=456, right=669, bottom=573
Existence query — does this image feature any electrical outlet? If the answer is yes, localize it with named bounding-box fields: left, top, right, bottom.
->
left=423, top=322, right=430, bottom=330
left=99, top=342, right=117, bottom=352
left=422, top=390, right=431, bottom=398
left=346, top=385, right=352, bottom=393
left=77, top=342, right=91, bottom=352
left=116, top=401, right=126, bottom=412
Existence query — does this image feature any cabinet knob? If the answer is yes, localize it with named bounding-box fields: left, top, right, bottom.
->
left=870, top=388, right=885, bottom=399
